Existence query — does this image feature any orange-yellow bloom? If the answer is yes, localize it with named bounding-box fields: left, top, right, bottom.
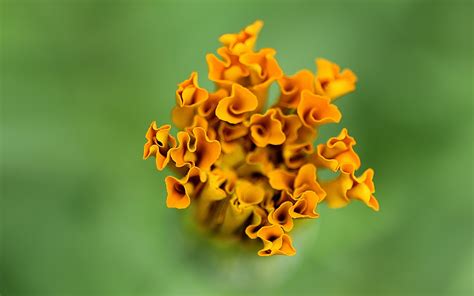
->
left=144, top=20, right=379, bottom=257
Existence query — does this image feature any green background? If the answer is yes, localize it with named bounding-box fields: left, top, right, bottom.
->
left=1, top=0, right=473, bottom=295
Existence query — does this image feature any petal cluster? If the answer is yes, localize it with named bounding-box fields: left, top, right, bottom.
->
left=143, top=21, right=379, bottom=256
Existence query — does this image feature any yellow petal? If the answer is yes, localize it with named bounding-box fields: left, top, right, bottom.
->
left=175, top=72, right=208, bottom=107
left=277, top=69, right=315, bottom=109
left=143, top=122, right=176, bottom=171
left=297, top=90, right=341, bottom=127
left=314, top=58, right=357, bottom=100
left=249, top=108, right=286, bottom=147
left=169, top=127, right=221, bottom=170
left=245, top=207, right=268, bottom=239
left=289, top=190, right=319, bottom=219
left=215, top=84, right=258, bottom=124
left=268, top=201, right=294, bottom=231
left=219, top=20, right=264, bottom=54
left=315, top=128, right=361, bottom=173
left=293, top=164, right=326, bottom=200
left=165, top=167, right=206, bottom=209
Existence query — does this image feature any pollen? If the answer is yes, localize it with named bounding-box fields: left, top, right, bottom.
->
left=143, top=20, right=379, bottom=256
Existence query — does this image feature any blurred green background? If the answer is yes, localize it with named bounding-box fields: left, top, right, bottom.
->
left=1, top=0, right=473, bottom=295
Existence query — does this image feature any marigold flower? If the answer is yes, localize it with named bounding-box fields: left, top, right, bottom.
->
left=143, top=21, right=379, bottom=256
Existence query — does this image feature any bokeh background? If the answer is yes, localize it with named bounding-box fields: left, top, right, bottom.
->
left=2, top=0, right=473, bottom=295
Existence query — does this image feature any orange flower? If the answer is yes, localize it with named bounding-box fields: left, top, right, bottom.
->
left=144, top=21, right=379, bottom=257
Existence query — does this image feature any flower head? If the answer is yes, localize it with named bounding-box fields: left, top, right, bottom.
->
left=144, top=21, right=379, bottom=256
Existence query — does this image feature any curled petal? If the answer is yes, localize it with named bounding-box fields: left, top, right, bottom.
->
left=240, top=48, right=283, bottom=87
left=219, top=20, right=264, bottom=54
left=315, top=128, right=361, bottom=173
left=277, top=234, right=296, bottom=256
left=321, top=166, right=379, bottom=211
left=207, top=48, right=249, bottom=89
left=216, top=84, right=258, bottom=124
left=277, top=69, right=315, bottom=109
left=245, top=207, right=268, bottom=239
left=283, top=141, right=314, bottom=169
left=249, top=108, right=286, bottom=147
left=186, top=115, right=217, bottom=141
left=297, top=90, right=341, bottom=127
left=165, top=166, right=206, bottom=209
left=176, top=72, right=208, bottom=107
left=347, top=168, right=379, bottom=211
left=268, top=201, right=294, bottom=231
left=268, top=169, right=296, bottom=192
left=315, top=58, right=357, bottom=100
left=240, top=48, right=283, bottom=110
left=293, top=164, right=326, bottom=199
left=256, top=225, right=284, bottom=256
left=274, top=108, right=303, bottom=144
left=143, top=122, right=176, bottom=170
left=198, top=88, right=229, bottom=120
left=289, top=190, right=319, bottom=219
left=169, top=127, right=221, bottom=170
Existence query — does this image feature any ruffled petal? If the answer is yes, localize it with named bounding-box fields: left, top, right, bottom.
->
left=219, top=20, right=264, bottom=54
left=165, top=166, right=206, bottom=209
left=293, top=164, right=326, bottom=200
left=249, top=108, right=286, bottom=147
left=314, top=58, right=357, bottom=100
left=321, top=166, right=379, bottom=211
left=143, top=122, right=177, bottom=170
left=314, top=128, right=361, bottom=173
left=256, top=225, right=284, bottom=256
left=274, top=108, right=303, bottom=144
left=297, top=90, right=342, bottom=127
left=277, top=69, right=315, bottom=109
left=245, top=207, right=268, bottom=239
left=215, top=83, right=258, bottom=124
left=289, top=190, right=319, bottom=219
left=176, top=72, right=209, bottom=107
left=169, top=127, right=221, bottom=170
left=268, top=201, right=294, bottom=231
left=240, top=48, right=283, bottom=110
